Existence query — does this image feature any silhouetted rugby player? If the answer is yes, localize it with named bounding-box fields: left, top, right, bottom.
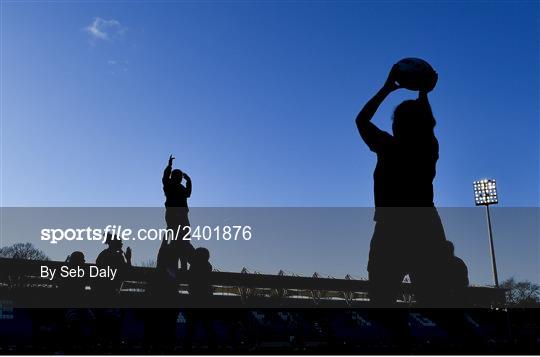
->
left=163, top=154, right=192, bottom=227
left=145, top=244, right=181, bottom=352
left=62, top=251, right=96, bottom=352
left=95, top=234, right=131, bottom=349
left=95, top=233, right=132, bottom=292
left=185, top=247, right=216, bottom=351
left=356, top=64, right=449, bottom=305
left=162, top=154, right=194, bottom=270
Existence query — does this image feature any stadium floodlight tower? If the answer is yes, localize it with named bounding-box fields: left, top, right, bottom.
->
left=473, top=179, right=500, bottom=287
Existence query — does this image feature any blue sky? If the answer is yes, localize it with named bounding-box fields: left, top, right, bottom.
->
left=1, top=1, right=539, bottom=284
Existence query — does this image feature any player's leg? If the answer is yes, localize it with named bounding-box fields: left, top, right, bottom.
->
left=368, top=222, right=406, bottom=306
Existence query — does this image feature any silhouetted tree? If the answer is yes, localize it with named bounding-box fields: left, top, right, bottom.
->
left=0, top=242, right=49, bottom=260
left=501, top=278, right=540, bottom=307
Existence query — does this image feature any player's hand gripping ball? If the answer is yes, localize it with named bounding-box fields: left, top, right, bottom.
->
left=395, top=58, right=438, bottom=92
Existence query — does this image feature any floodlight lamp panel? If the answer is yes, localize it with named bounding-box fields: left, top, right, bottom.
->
left=473, top=178, right=499, bottom=206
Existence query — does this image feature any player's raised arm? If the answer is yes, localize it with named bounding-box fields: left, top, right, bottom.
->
left=163, top=155, right=174, bottom=185
left=356, top=64, right=400, bottom=152
left=417, top=90, right=434, bottom=117
left=183, top=172, right=192, bottom=198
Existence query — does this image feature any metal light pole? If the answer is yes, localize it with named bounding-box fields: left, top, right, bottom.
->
left=473, top=179, right=499, bottom=287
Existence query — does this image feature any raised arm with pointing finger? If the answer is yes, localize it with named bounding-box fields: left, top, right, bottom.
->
left=163, top=155, right=174, bottom=185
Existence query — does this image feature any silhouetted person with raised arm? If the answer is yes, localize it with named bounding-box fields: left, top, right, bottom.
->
left=356, top=64, right=450, bottom=306
left=96, top=233, right=132, bottom=288
left=161, top=154, right=194, bottom=271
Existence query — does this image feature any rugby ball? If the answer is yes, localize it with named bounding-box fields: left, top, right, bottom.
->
left=395, top=58, right=438, bottom=92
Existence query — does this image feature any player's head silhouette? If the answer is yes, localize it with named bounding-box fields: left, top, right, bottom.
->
left=171, top=169, right=183, bottom=185
left=67, top=251, right=85, bottom=265
left=392, top=98, right=435, bottom=142
left=105, top=232, right=123, bottom=250
left=194, top=247, right=210, bottom=263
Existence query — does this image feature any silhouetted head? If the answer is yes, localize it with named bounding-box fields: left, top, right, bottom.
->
left=392, top=99, right=436, bottom=142
left=68, top=251, right=85, bottom=265
left=171, top=169, right=183, bottom=185
left=105, top=233, right=123, bottom=250
left=194, top=247, right=210, bottom=262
